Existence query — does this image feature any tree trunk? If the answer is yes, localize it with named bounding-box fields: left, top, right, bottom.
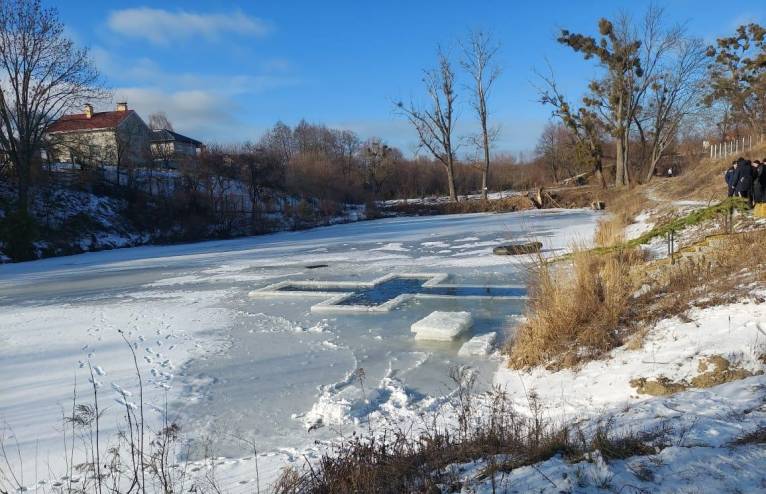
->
left=644, top=148, right=661, bottom=183
left=446, top=155, right=457, bottom=202
left=615, top=137, right=628, bottom=187
left=481, top=124, right=490, bottom=200
left=17, top=164, right=30, bottom=213
left=595, top=159, right=607, bottom=189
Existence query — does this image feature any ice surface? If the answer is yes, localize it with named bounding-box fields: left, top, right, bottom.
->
left=0, top=207, right=600, bottom=491
left=411, top=311, right=473, bottom=341
left=458, top=332, right=497, bottom=356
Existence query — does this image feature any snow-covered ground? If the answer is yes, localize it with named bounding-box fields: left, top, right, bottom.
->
left=456, top=373, right=766, bottom=493
left=425, top=297, right=766, bottom=492
left=0, top=208, right=598, bottom=492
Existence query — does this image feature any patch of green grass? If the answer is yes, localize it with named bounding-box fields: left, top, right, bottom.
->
left=554, top=196, right=749, bottom=262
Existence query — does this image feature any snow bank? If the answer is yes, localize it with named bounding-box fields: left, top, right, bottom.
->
left=452, top=375, right=766, bottom=493
left=496, top=299, right=766, bottom=418
left=411, top=311, right=473, bottom=341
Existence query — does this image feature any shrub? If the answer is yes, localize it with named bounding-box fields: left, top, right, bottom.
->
left=273, top=385, right=665, bottom=494
left=507, top=247, right=643, bottom=370
left=0, top=210, right=38, bottom=261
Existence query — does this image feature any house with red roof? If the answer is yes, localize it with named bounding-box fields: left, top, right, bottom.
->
left=46, top=102, right=152, bottom=168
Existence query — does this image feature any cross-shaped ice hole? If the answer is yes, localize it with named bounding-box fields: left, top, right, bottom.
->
left=249, top=273, right=527, bottom=313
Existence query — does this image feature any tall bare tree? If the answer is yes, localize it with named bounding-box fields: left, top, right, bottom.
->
left=397, top=49, right=459, bottom=202
left=635, top=37, right=707, bottom=182
left=537, top=66, right=608, bottom=189
left=460, top=30, right=501, bottom=199
left=558, top=6, right=680, bottom=186
left=0, top=0, right=105, bottom=212
left=536, top=122, right=578, bottom=183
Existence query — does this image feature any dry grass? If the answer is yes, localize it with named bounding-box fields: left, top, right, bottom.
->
left=507, top=247, right=645, bottom=370
left=629, top=355, right=761, bottom=396
left=273, top=387, right=666, bottom=494
left=657, top=143, right=766, bottom=201
left=636, top=229, right=766, bottom=323
left=591, top=187, right=651, bottom=248
left=732, top=427, right=766, bottom=446
left=507, top=215, right=766, bottom=372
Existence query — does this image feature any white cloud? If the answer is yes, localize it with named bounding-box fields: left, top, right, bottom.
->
left=107, top=7, right=272, bottom=45
left=110, top=87, right=248, bottom=142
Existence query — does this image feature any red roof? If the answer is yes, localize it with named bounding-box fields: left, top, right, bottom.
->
left=47, top=110, right=134, bottom=133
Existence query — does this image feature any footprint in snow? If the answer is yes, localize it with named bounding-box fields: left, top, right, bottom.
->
left=144, top=356, right=153, bottom=363
left=94, top=366, right=106, bottom=376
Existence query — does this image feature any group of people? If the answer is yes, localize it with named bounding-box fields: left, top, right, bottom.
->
left=725, top=157, right=766, bottom=204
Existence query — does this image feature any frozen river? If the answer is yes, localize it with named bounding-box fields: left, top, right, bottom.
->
left=0, top=208, right=598, bottom=488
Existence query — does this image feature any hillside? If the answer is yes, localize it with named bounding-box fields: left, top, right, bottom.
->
left=0, top=175, right=367, bottom=263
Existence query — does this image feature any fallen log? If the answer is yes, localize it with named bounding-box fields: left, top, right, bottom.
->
left=493, top=241, right=543, bottom=255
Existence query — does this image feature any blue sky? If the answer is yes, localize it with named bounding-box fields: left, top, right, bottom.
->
left=51, top=0, right=765, bottom=157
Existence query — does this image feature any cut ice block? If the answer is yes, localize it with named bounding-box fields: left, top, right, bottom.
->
left=458, top=332, right=497, bottom=356
left=411, top=311, right=473, bottom=341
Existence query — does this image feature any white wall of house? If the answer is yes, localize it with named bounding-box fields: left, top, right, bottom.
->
left=47, top=112, right=152, bottom=168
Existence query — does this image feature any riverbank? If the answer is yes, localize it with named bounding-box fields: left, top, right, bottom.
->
left=276, top=175, right=766, bottom=492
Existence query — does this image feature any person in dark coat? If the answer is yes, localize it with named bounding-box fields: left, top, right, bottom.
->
left=755, top=159, right=766, bottom=204
left=725, top=161, right=737, bottom=197
left=732, top=157, right=753, bottom=199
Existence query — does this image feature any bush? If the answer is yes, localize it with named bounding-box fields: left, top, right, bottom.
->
left=273, top=384, right=665, bottom=494
left=0, top=210, right=38, bottom=261
left=507, top=247, right=643, bottom=370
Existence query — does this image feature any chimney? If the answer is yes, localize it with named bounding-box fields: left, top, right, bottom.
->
left=84, top=103, right=93, bottom=119
left=116, top=102, right=128, bottom=112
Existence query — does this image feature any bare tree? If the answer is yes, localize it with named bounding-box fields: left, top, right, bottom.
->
left=558, top=5, right=681, bottom=186
left=113, top=117, right=151, bottom=192
left=635, top=37, right=707, bottom=182
left=537, top=65, right=608, bottom=189
left=259, top=121, right=294, bottom=166
left=397, top=49, right=459, bottom=202
left=148, top=111, right=174, bottom=131
left=461, top=30, right=501, bottom=199
left=360, top=138, right=394, bottom=197
left=536, top=122, right=578, bottom=183
left=0, top=0, right=106, bottom=213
